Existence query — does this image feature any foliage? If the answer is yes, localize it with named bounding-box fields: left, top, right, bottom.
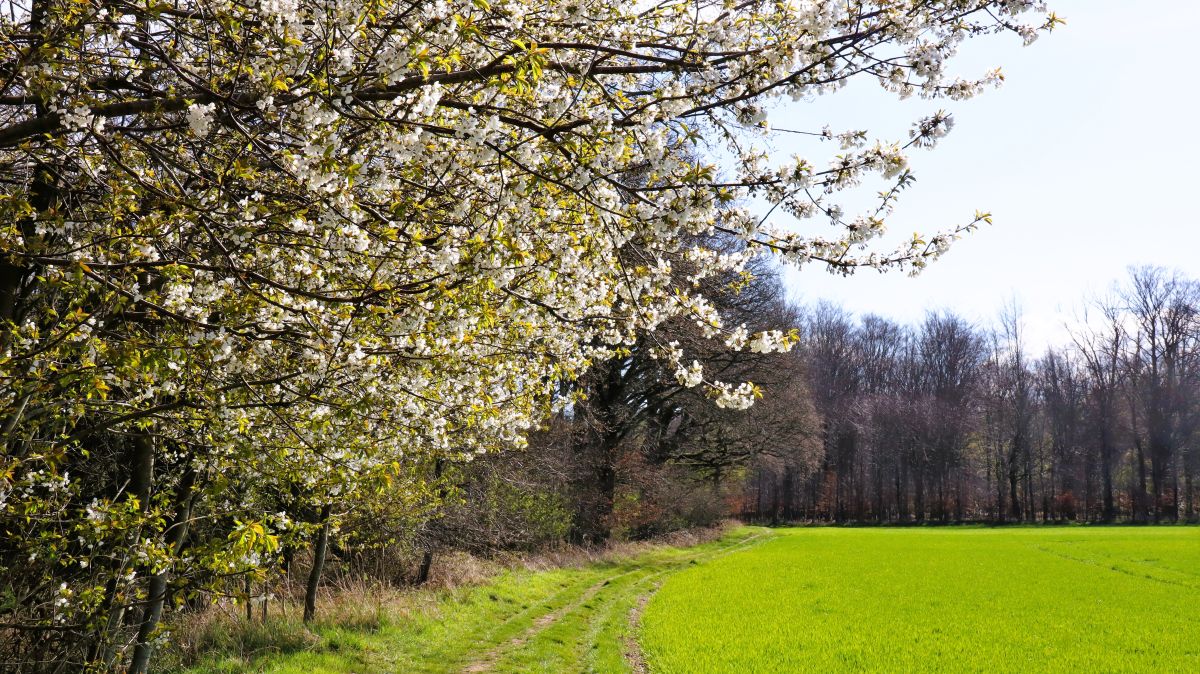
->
left=434, top=455, right=575, bottom=553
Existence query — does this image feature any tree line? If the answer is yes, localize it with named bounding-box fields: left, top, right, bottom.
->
left=741, top=266, right=1200, bottom=525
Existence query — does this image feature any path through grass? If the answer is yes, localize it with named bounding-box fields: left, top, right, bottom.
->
left=178, top=527, right=768, bottom=673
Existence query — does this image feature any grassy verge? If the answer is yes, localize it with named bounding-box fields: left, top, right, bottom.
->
left=165, top=526, right=770, bottom=673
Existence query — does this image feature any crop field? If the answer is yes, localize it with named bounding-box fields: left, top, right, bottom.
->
left=641, top=527, right=1200, bottom=673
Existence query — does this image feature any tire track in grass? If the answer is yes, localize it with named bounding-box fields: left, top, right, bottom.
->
left=462, top=567, right=643, bottom=673
left=580, top=567, right=665, bottom=673
left=622, top=579, right=658, bottom=674
left=459, top=530, right=771, bottom=673
left=449, top=570, right=605, bottom=671
left=508, top=532, right=771, bottom=673
left=1032, top=544, right=1200, bottom=590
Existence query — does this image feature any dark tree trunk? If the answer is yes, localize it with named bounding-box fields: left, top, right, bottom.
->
left=913, top=468, right=925, bottom=523
left=134, top=468, right=196, bottom=649
left=1171, top=455, right=1181, bottom=523
left=126, top=435, right=164, bottom=674
left=1007, top=447, right=1021, bottom=523
left=1101, top=436, right=1116, bottom=522
left=1185, top=459, right=1195, bottom=521
left=245, top=576, right=254, bottom=622
left=895, top=457, right=908, bottom=523
left=1024, top=446, right=1035, bottom=523
left=781, top=465, right=795, bottom=521
left=304, top=505, right=333, bottom=624
left=875, top=463, right=886, bottom=523
left=1150, top=442, right=1166, bottom=524
left=415, top=550, right=435, bottom=586
left=594, top=456, right=617, bottom=539
left=1135, top=440, right=1150, bottom=523
left=415, top=458, right=446, bottom=585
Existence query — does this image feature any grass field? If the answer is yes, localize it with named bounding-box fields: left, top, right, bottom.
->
left=176, top=526, right=1200, bottom=673
left=640, top=527, right=1200, bottom=673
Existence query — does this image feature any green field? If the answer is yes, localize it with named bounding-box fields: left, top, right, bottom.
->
left=641, top=527, right=1200, bottom=673
left=178, top=526, right=1200, bottom=673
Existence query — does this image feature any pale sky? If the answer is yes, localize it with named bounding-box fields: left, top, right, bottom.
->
left=770, top=0, right=1199, bottom=350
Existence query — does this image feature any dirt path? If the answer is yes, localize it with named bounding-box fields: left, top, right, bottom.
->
left=622, top=581, right=658, bottom=674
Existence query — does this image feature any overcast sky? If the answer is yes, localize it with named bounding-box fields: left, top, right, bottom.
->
left=769, top=0, right=1198, bottom=350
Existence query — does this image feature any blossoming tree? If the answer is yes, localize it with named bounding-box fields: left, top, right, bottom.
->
left=0, top=0, right=1056, bottom=669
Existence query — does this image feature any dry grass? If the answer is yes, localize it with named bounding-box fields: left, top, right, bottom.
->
left=160, top=575, right=410, bottom=670
left=514, top=521, right=734, bottom=573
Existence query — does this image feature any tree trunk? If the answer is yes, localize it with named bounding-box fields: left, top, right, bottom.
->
left=781, top=465, right=795, bottom=522
left=245, top=576, right=254, bottom=622
left=1150, top=446, right=1165, bottom=524
left=1135, top=440, right=1150, bottom=523
left=304, top=505, right=332, bottom=624
left=1185, top=457, right=1195, bottom=521
left=126, top=435, right=166, bottom=674
left=956, top=470, right=965, bottom=522
left=415, top=458, right=446, bottom=585
left=1007, top=447, right=1021, bottom=523
left=1171, top=454, right=1180, bottom=523
left=913, top=468, right=925, bottom=523
left=594, top=457, right=617, bottom=540
left=1101, top=437, right=1116, bottom=522
left=1024, top=446, right=1035, bottom=523
left=136, top=472, right=196, bottom=644
left=1185, top=463, right=1195, bottom=521
left=875, top=463, right=886, bottom=523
